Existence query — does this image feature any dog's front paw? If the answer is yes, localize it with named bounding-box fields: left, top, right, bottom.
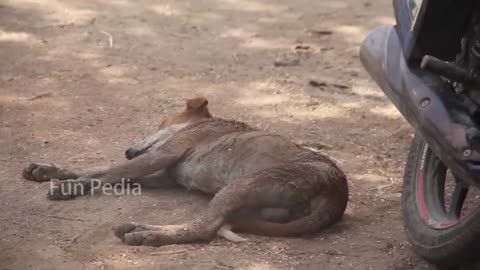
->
left=23, top=163, right=58, bottom=182
left=47, top=180, right=84, bottom=200
left=124, top=231, right=161, bottom=247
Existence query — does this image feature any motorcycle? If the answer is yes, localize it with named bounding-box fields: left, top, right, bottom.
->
left=360, top=0, right=480, bottom=267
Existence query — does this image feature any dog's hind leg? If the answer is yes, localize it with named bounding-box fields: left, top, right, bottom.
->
left=22, top=163, right=83, bottom=182
left=112, top=172, right=307, bottom=247
left=47, top=151, right=180, bottom=200
left=112, top=161, right=346, bottom=247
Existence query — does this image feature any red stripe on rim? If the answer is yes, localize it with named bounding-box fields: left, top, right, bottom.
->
left=439, top=204, right=476, bottom=228
left=417, top=169, right=430, bottom=221
left=439, top=220, right=458, bottom=228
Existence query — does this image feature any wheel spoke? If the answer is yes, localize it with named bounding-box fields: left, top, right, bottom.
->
left=449, top=184, right=469, bottom=219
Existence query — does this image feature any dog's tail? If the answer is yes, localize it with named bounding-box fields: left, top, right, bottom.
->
left=231, top=168, right=349, bottom=237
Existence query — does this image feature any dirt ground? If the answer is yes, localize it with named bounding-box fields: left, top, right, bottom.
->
left=0, top=0, right=440, bottom=269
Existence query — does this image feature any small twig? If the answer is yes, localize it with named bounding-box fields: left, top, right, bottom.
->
left=170, top=33, right=190, bottom=39
left=378, top=177, right=396, bottom=191
left=29, top=213, right=85, bottom=222
left=299, top=142, right=331, bottom=151
left=323, top=250, right=361, bottom=258
left=70, top=234, right=82, bottom=243
left=331, top=83, right=350, bottom=89
left=387, top=126, right=412, bottom=137
left=100, top=30, right=113, bottom=48
left=150, top=249, right=188, bottom=256
left=206, top=256, right=234, bottom=270
left=309, top=29, right=333, bottom=36
left=44, top=214, right=85, bottom=222
left=371, top=177, right=397, bottom=193
left=28, top=92, right=52, bottom=100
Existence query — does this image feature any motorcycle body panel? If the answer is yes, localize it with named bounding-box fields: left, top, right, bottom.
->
left=360, top=25, right=480, bottom=188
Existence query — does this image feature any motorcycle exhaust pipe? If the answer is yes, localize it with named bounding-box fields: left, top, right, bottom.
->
left=360, top=25, right=480, bottom=188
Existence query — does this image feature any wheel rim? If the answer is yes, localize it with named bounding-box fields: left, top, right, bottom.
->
left=416, top=142, right=480, bottom=229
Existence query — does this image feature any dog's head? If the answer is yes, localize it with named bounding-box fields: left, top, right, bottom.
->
left=125, top=97, right=212, bottom=160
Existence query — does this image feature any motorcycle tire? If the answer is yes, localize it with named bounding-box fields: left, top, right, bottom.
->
left=402, top=133, right=480, bottom=267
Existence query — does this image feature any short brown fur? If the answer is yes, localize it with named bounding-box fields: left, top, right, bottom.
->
left=22, top=97, right=348, bottom=247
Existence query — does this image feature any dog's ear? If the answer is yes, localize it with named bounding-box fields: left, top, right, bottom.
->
left=186, top=97, right=209, bottom=111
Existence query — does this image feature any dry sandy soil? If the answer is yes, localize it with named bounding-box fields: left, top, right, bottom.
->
left=0, top=0, right=443, bottom=269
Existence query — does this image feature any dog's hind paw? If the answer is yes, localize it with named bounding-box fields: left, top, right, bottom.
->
left=113, top=223, right=149, bottom=241
left=124, top=231, right=162, bottom=247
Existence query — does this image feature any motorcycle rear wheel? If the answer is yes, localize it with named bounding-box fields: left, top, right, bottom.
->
left=403, top=133, right=480, bottom=267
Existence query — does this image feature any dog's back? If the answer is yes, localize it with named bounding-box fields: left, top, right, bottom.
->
left=171, top=127, right=307, bottom=194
